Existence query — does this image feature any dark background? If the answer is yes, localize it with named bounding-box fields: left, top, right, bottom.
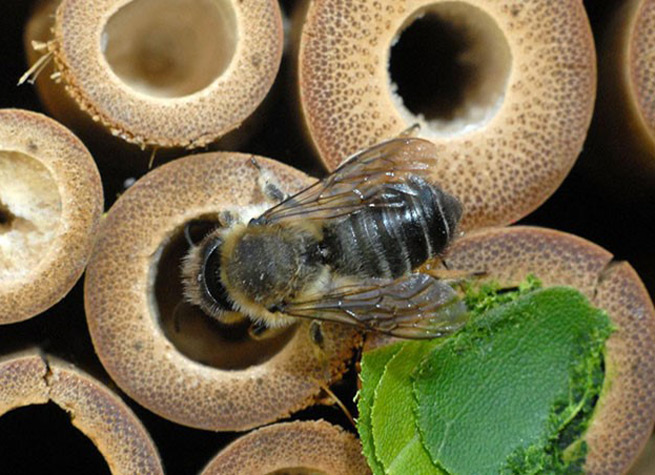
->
left=0, top=0, right=653, bottom=473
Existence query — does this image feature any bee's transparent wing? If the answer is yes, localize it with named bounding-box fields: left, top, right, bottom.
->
left=255, top=138, right=438, bottom=224
left=282, top=273, right=468, bottom=339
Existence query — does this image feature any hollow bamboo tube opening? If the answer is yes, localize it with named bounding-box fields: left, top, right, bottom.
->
left=102, top=0, right=238, bottom=99
left=0, top=109, right=103, bottom=324
left=29, top=0, right=283, bottom=148
left=389, top=2, right=512, bottom=137
left=0, top=402, right=111, bottom=473
left=84, top=153, right=360, bottom=430
left=0, top=151, right=61, bottom=282
left=0, top=350, right=163, bottom=475
left=201, top=420, right=370, bottom=475
left=298, top=0, right=596, bottom=229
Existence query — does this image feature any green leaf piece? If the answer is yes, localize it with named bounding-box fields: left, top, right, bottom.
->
left=357, top=342, right=403, bottom=474
left=371, top=340, right=445, bottom=474
left=414, top=287, right=612, bottom=474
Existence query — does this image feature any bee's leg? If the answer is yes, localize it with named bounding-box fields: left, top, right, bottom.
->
left=248, top=321, right=288, bottom=341
left=315, top=381, right=356, bottom=429
left=250, top=156, right=288, bottom=203
left=421, top=267, right=487, bottom=287
left=308, top=321, right=356, bottom=428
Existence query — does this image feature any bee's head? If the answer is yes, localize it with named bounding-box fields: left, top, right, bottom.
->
left=182, top=232, right=235, bottom=319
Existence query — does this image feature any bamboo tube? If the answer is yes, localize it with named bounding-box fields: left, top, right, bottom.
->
left=84, top=152, right=361, bottom=431
left=297, top=0, right=596, bottom=229
left=24, top=0, right=283, bottom=150
left=437, top=226, right=655, bottom=473
left=586, top=0, right=655, bottom=198
left=0, top=109, right=102, bottom=324
left=632, top=434, right=655, bottom=475
left=201, top=420, right=370, bottom=475
left=0, top=349, right=163, bottom=475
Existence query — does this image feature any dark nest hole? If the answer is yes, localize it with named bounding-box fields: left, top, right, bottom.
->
left=388, top=2, right=511, bottom=131
left=154, top=219, right=297, bottom=370
left=0, top=402, right=111, bottom=475
left=389, top=11, right=476, bottom=121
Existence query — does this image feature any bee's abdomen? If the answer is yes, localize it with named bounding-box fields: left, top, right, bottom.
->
left=322, top=176, right=462, bottom=279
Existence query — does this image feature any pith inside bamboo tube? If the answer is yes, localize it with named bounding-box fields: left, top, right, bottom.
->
left=0, top=109, right=103, bottom=324
left=201, top=420, right=371, bottom=475
left=440, top=226, right=655, bottom=473
left=25, top=0, right=283, bottom=149
left=84, top=153, right=360, bottom=431
left=0, top=350, right=163, bottom=475
left=298, top=0, right=596, bottom=229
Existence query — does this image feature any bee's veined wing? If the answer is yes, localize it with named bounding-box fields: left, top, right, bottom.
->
left=281, top=273, right=468, bottom=339
left=255, top=138, right=438, bottom=224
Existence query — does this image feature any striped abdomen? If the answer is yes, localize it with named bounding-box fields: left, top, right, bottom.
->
left=321, top=176, right=462, bottom=280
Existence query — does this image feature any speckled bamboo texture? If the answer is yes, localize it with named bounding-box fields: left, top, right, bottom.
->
left=201, top=420, right=371, bottom=475
left=299, top=0, right=596, bottom=229
left=0, top=109, right=102, bottom=324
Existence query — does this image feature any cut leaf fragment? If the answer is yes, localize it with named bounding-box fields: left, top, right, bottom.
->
left=357, top=343, right=402, bottom=474
left=371, top=340, right=443, bottom=474
left=414, top=287, right=612, bottom=474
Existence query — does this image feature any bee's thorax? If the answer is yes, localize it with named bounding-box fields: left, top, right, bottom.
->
left=223, top=225, right=323, bottom=310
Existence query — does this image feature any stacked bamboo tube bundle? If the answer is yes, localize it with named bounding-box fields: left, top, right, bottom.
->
left=0, top=0, right=651, bottom=473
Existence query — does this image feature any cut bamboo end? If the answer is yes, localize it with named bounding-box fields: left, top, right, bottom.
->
left=630, top=0, right=655, bottom=140
left=298, top=0, right=596, bottom=229
left=439, top=226, right=655, bottom=473
left=201, top=420, right=371, bottom=475
left=29, top=0, right=283, bottom=149
left=0, top=349, right=163, bottom=475
left=84, top=153, right=361, bottom=431
left=0, top=109, right=103, bottom=324
left=580, top=0, right=655, bottom=197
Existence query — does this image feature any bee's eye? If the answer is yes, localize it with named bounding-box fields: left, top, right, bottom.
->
left=200, top=239, right=233, bottom=312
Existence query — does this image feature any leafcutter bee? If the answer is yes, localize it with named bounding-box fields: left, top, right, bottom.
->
left=182, top=137, right=467, bottom=339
